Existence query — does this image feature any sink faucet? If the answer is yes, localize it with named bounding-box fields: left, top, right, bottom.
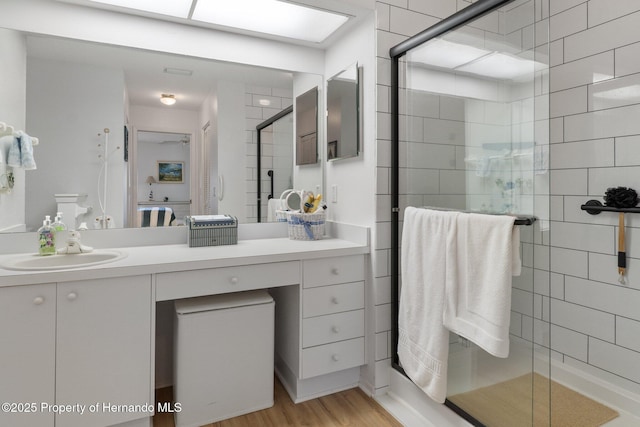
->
left=57, top=230, right=93, bottom=254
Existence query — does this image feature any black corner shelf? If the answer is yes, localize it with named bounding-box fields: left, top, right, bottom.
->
left=581, top=200, right=640, bottom=215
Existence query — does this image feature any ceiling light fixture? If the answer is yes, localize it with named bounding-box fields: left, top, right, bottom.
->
left=191, top=0, right=349, bottom=43
left=160, top=94, right=177, bottom=106
left=85, top=0, right=350, bottom=43
left=88, top=0, right=192, bottom=18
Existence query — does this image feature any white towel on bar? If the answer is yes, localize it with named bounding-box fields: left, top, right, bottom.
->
left=398, top=207, right=459, bottom=403
left=443, top=212, right=521, bottom=358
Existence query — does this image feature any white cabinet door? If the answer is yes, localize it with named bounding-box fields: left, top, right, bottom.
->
left=56, top=276, right=152, bottom=427
left=0, top=284, right=56, bottom=427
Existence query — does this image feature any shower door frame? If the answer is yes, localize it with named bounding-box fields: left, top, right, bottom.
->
left=256, top=105, right=293, bottom=222
left=389, top=0, right=518, bottom=425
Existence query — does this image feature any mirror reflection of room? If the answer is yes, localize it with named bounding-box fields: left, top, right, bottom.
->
left=136, top=131, right=190, bottom=227
left=4, top=32, right=322, bottom=232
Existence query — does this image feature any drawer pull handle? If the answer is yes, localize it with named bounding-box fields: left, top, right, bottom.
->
left=332, top=354, right=340, bottom=362
left=331, top=268, right=339, bottom=275
left=66, top=292, right=78, bottom=301
left=331, top=296, right=339, bottom=304
left=230, top=277, right=239, bottom=285
left=332, top=326, right=340, bottom=333
left=33, top=296, right=45, bottom=305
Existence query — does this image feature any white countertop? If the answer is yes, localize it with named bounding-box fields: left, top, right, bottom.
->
left=0, top=237, right=369, bottom=287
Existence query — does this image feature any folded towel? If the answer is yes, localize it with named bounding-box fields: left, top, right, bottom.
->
left=6, top=131, right=37, bottom=170
left=398, top=207, right=459, bottom=403
left=137, top=207, right=175, bottom=227
left=443, top=212, right=520, bottom=358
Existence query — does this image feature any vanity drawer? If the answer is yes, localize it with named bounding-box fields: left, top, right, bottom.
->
left=302, top=282, right=364, bottom=318
left=302, top=309, right=364, bottom=348
left=303, top=255, right=365, bottom=288
left=156, top=261, right=300, bottom=301
left=301, top=337, right=364, bottom=379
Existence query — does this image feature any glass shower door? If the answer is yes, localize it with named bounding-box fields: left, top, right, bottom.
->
left=398, top=0, right=550, bottom=425
left=257, top=107, right=293, bottom=222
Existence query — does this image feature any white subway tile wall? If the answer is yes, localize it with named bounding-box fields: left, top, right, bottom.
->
left=376, top=0, right=640, bottom=398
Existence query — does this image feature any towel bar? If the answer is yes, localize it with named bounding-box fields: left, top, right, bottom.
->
left=416, top=206, right=536, bottom=226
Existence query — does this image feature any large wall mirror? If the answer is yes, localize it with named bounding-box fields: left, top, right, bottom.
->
left=0, top=30, right=323, bottom=232
left=326, top=62, right=360, bottom=161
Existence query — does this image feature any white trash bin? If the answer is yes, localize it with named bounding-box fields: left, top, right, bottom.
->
left=173, top=290, right=274, bottom=427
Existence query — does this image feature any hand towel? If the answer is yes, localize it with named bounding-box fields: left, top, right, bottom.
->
left=17, top=131, right=37, bottom=170
left=6, top=131, right=37, bottom=170
left=443, top=212, right=520, bottom=358
left=398, top=207, right=459, bottom=403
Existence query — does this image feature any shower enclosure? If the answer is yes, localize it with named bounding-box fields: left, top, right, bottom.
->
left=390, top=0, right=552, bottom=425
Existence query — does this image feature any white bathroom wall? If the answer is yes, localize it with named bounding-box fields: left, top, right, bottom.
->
left=198, top=92, right=218, bottom=215
left=323, top=12, right=378, bottom=392
left=217, top=81, right=249, bottom=222
left=26, top=57, right=125, bottom=230
left=546, top=0, right=640, bottom=396
left=0, top=28, right=27, bottom=232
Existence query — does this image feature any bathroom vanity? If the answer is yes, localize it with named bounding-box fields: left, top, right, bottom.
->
left=0, top=226, right=369, bottom=427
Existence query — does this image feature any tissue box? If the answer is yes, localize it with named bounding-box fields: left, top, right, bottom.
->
left=187, top=215, right=238, bottom=247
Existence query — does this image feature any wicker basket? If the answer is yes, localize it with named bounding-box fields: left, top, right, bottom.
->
left=286, top=211, right=325, bottom=240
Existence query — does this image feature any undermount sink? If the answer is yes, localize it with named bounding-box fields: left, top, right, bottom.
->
left=1, top=250, right=126, bottom=271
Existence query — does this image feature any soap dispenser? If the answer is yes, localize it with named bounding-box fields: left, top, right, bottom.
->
left=53, top=212, right=67, bottom=232
left=38, top=216, right=56, bottom=256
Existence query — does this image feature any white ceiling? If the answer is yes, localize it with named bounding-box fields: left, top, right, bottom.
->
left=26, top=34, right=296, bottom=111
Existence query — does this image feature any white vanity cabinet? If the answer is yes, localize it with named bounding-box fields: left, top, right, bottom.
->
left=0, top=283, right=56, bottom=427
left=0, top=276, right=152, bottom=427
left=56, top=276, right=152, bottom=427
left=273, top=255, right=365, bottom=402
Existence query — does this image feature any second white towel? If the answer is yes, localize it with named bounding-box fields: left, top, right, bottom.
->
left=443, top=212, right=521, bottom=358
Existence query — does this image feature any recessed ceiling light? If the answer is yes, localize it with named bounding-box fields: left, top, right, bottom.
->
left=160, top=94, right=177, bottom=106
left=88, top=0, right=193, bottom=18
left=191, top=0, right=349, bottom=43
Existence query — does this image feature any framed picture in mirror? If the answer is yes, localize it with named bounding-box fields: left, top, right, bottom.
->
left=157, top=161, right=184, bottom=183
